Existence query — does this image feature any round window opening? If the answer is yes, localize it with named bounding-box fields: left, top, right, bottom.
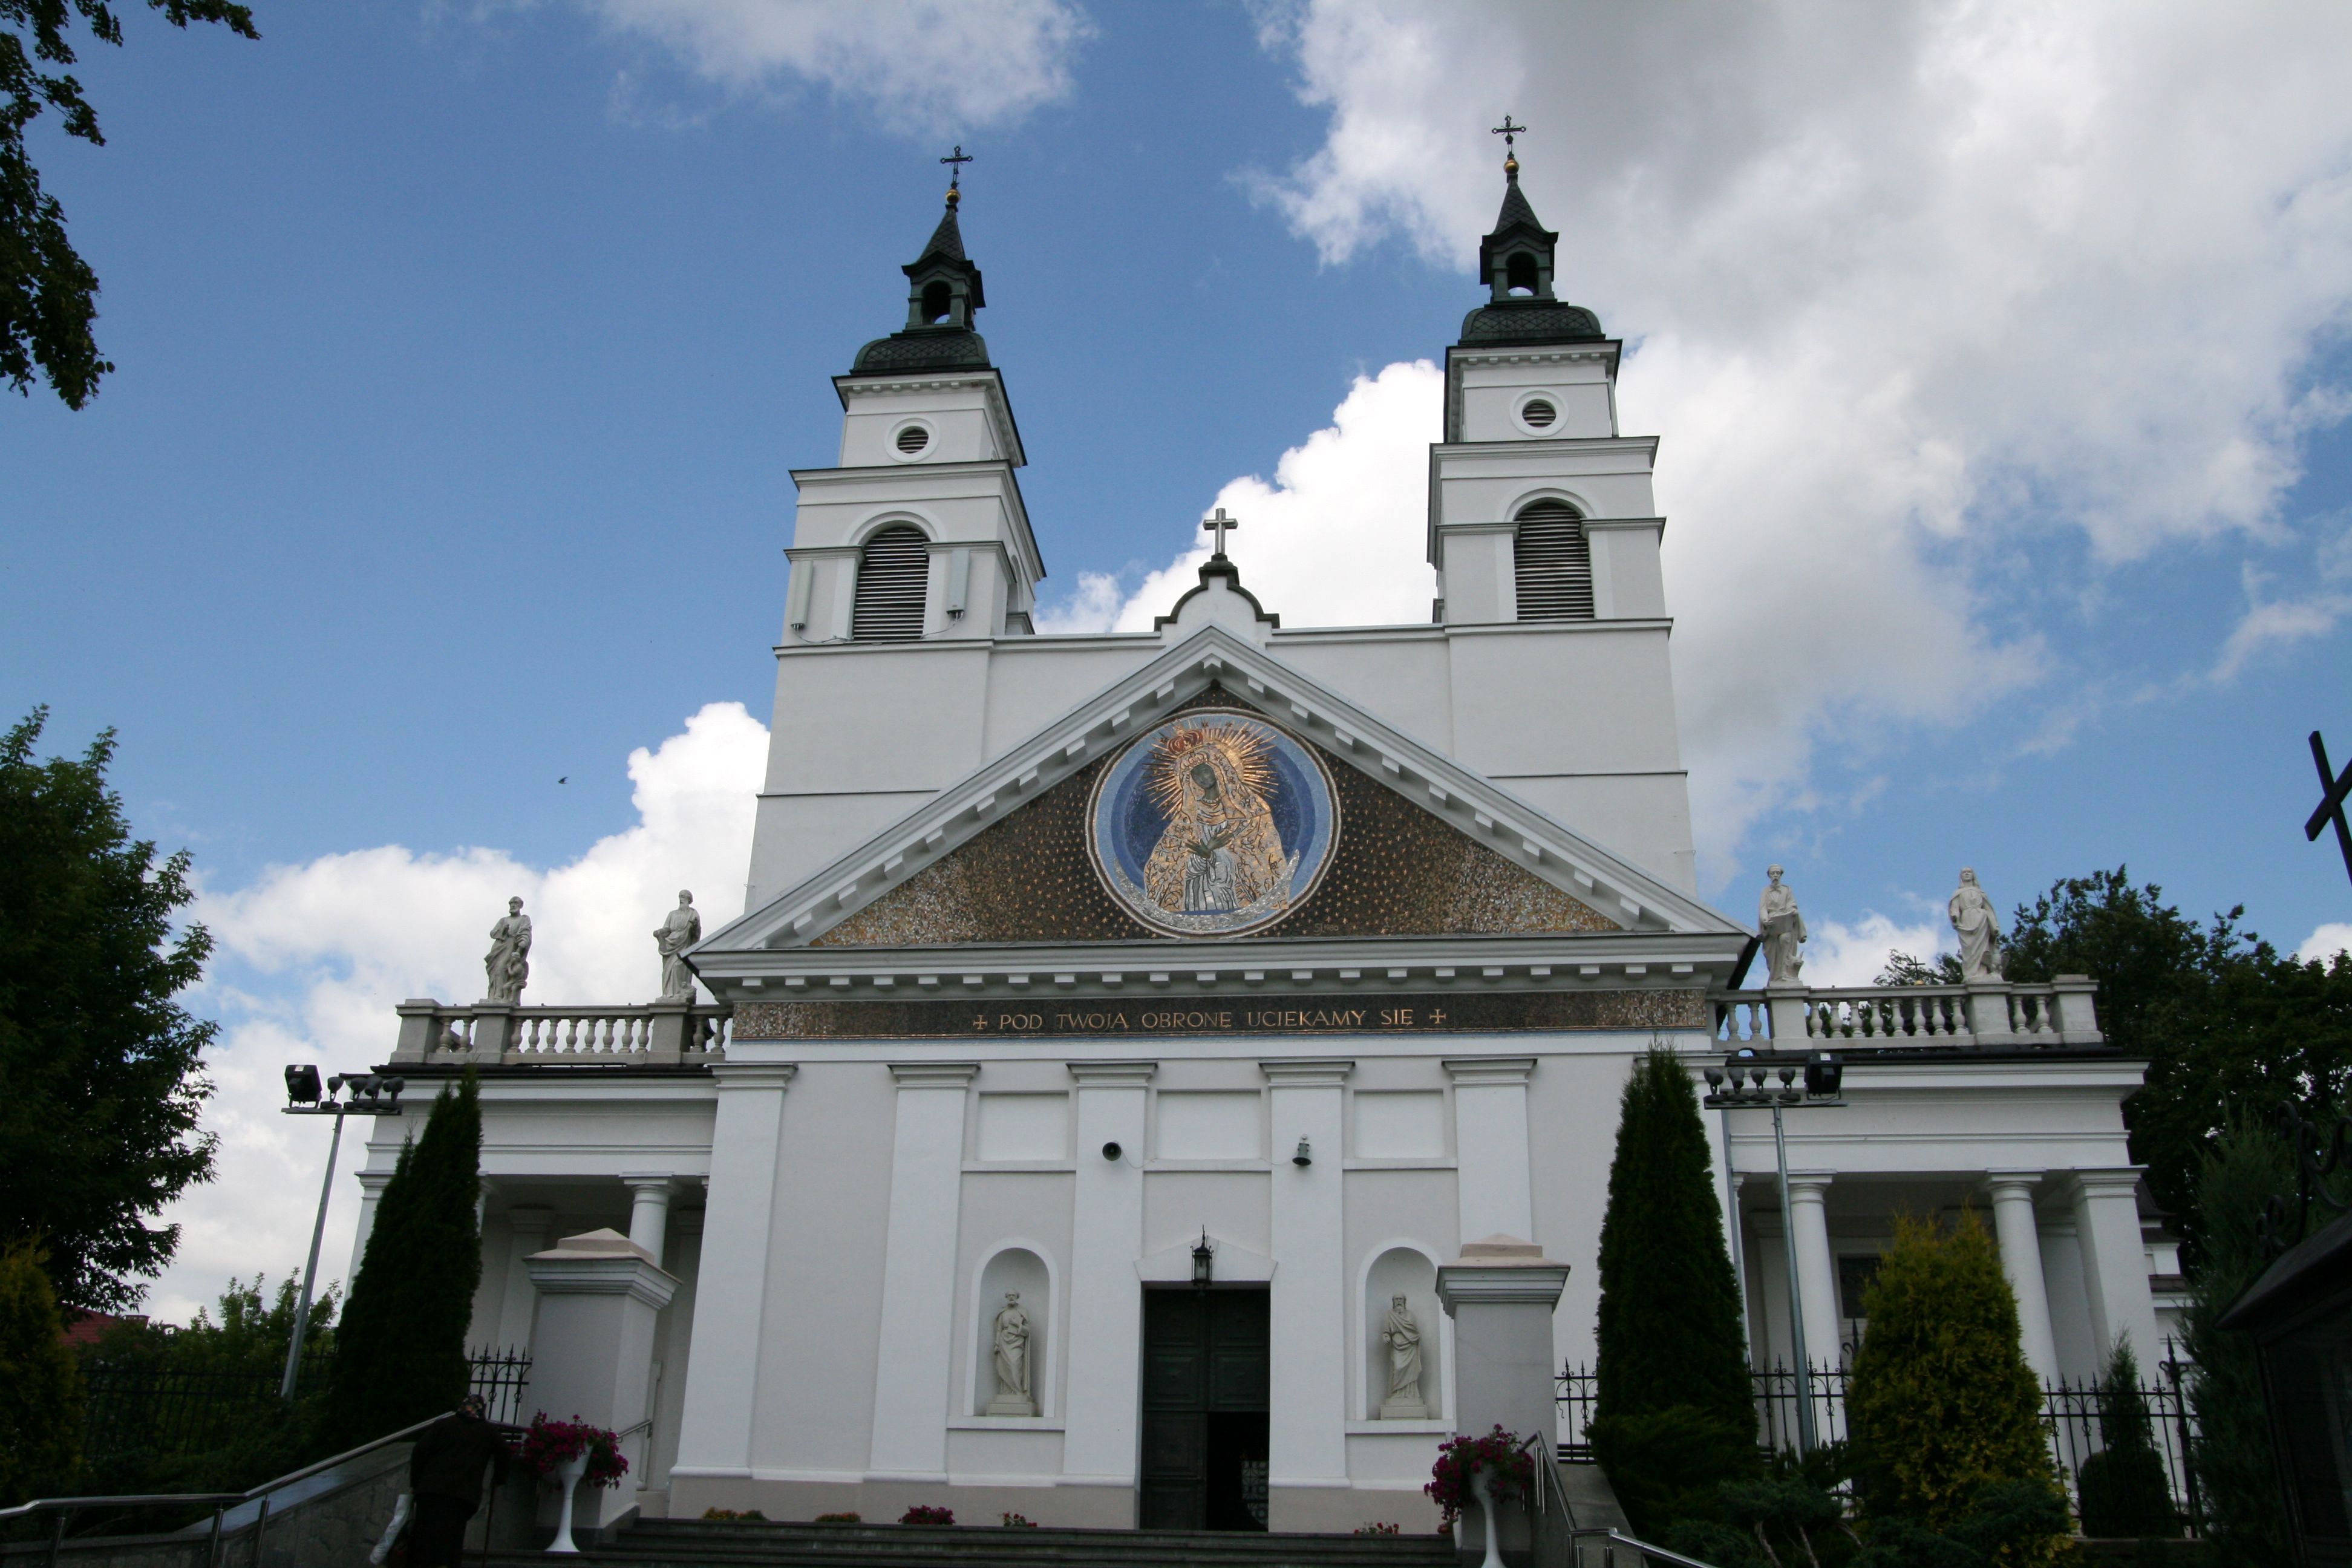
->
left=896, top=424, right=931, bottom=455
left=1520, top=399, right=1558, bottom=430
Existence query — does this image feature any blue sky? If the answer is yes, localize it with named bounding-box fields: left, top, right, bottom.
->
left=4, top=1, right=2350, bottom=1318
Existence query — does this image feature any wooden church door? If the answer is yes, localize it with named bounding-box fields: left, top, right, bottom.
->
left=1138, top=1287, right=1270, bottom=1530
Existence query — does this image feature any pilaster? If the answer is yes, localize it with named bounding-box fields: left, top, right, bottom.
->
left=1261, top=1059, right=1353, bottom=1524
left=2069, top=1168, right=2163, bottom=1363
left=1060, top=1061, right=1156, bottom=1511
left=495, top=1205, right=554, bottom=1351
left=1444, top=1058, right=1536, bottom=1243
left=866, top=1062, right=979, bottom=1481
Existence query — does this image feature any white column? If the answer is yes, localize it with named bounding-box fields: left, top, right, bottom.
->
left=623, top=1174, right=676, bottom=1264
left=866, top=1062, right=978, bottom=1481
left=671, top=1060, right=795, bottom=1482
left=1445, top=1058, right=1536, bottom=1242
left=495, top=1205, right=554, bottom=1351
left=1263, top=1059, right=1353, bottom=1523
left=2070, top=1168, right=2163, bottom=1364
left=1785, top=1173, right=1840, bottom=1374
left=1984, top=1172, right=2060, bottom=1381
left=347, top=1169, right=392, bottom=1280
left=1060, top=1060, right=1155, bottom=1509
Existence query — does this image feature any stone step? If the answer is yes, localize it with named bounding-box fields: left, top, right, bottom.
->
left=498, top=1518, right=1455, bottom=1568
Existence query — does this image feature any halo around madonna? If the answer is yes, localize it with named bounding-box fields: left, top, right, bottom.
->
left=1085, top=709, right=1339, bottom=938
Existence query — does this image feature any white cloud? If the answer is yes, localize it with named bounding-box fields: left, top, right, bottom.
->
left=1239, top=0, right=2352, bottom=877
left=2300, top=922, right=2352, bottom=967
left=2213, top=514, right=2352, bottom=679
left=1035, top=359, right=1442, bottom=633
left=581, top=0, right=1089, bottom=130
left=1801, top=912, right=1952, bottom=989
left=147, top=703, right=767, bottom=1324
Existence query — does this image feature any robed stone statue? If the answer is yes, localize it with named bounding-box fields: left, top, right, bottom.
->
left=1379, top=1293, right=1426, bottom=1418
left=986, top=1292, right=1036, bottom=1416
left=1950, top=868, right=2004, bottom=981
left=1759, top=865, right=1807, bottom=985
left=654, top=890, right=701, bottom=1002
left=483, top=897, right=531, bottom=1004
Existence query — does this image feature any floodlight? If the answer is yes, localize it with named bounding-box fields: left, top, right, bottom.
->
left=285, top=1064, right=322, bottom=1105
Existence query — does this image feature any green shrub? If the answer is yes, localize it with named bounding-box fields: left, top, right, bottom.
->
left=0, top=1239, right=83, bottom=1506
left=2182, top=1119, right=2295, bottom=1566
left=1846, top=1214, right=2068, bottom=1564
left=2075, top=1337, right=2178, bottom=1539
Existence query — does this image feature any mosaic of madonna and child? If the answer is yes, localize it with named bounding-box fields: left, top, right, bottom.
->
left=1086, top=711, right=1339, bottom=937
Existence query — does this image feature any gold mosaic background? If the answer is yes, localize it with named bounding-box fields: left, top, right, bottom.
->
left=814, top=688, right=1616, bottom=948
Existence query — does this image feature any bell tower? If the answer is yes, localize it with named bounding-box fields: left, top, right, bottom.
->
left=782, top=157, right=1043, bottom=644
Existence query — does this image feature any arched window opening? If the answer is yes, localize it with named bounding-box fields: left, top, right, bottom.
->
left=921, top=281, right=953, bottom=324
left=1505, top=252, right=1540, bottom=296
left=1514, top=500, right=1593, bottom=621
left=852, top=525, right=929, bottom=641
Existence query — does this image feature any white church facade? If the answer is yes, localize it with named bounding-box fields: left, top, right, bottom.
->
left=365, top=158, right=2166, bottom=1535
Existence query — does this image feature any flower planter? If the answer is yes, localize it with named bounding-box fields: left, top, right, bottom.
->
left=545, top=1452, right=589, bottom=1555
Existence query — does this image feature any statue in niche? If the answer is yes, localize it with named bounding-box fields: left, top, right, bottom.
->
left=1950, top=868, right=2005, bottom=981
left=1379, top=1294, right=1427, bottom=1419
left=986, top=1292, right=1036, bottom=1416
left=483, top=897, right=531, bottom=1004
left=1758, top=866, right=1807, bottom=985
left=653, top=890, right=701, bottom=1001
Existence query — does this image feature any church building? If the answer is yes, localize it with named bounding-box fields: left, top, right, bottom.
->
left=371, top=149, right=2164, bottom=1535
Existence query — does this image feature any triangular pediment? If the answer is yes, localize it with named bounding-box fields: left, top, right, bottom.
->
left=697, top=626, right=1743, bottom=977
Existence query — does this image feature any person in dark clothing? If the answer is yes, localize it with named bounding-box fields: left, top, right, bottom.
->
left=405, top=1396, right=510, bottom=1568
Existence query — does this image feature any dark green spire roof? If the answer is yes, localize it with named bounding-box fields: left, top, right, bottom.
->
left=851, top=188, right=991, bottom=375
left=1457, top=157, right=1603, bottom=347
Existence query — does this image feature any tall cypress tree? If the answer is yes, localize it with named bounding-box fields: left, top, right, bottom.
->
left=2183, top=1121, right=2292, bottom=1566
left=322, top=1072, right=482, bottom=1451
left=1590, top=1047, right=1758, bottom=1535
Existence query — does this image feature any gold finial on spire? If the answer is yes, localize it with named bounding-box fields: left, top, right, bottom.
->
left=1491, top=116, right=1526, bottom=178
left=941, top=143, right=973, bottom=207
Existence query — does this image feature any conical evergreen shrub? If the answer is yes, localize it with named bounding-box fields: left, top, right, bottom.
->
left=322, top=1072, right=482, bottom=1451
left=1590, top=1047, right=1758, bottom=1535
left=1846, top=1212, right=2066, bottom=1560
left=0, top=1239, right=84, bottom=1505
left=2182, top=1120, right=2293, bottom=1567
left=2075, top=1336, right=2178, bottom=1539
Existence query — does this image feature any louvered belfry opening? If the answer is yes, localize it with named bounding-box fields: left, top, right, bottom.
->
left=851, top=525, right=930, bottom=641
left=1514, top=499, right=1595, bottom=621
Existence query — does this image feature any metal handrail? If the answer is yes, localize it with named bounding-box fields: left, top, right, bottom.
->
left=1569, top=1528, right=1725, bottom=1568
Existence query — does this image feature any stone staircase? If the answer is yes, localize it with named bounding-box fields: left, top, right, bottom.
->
left=491, top=1515, right=1459, bottom=1568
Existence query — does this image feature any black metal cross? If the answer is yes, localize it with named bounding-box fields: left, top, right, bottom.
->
left=1491, top=116, right=1527, bottom=148
left=1201, top=506, right=1238, bottom=557
left=941, top=144, right=973, bottom=191
left=2310, top=730, right=2352, bottom=887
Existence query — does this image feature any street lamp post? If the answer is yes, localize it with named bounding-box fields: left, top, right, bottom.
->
left=279, top=1067, right=404, bottom=1399
left=1704, top=1047, right=1844, bottom=1455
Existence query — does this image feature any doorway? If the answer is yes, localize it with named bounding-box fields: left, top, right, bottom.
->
left=1138, top=1287, right=1270, bottom=1530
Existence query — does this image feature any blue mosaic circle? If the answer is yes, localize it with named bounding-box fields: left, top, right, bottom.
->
left=1086, top=710, right=1339, bottom=938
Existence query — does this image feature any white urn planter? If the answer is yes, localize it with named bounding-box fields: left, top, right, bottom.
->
left=544, top=1451, right=590, bottom=1554
left=1469, top=1465, right=1506, bottom=1568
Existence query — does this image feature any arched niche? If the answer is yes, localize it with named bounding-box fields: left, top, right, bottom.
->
left=1363, top=1246, right=1443, bottom=1420
left=973, top=1246, right=1051, bottom=1417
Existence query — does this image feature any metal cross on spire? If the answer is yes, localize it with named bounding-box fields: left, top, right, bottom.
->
left=1491, top=115, right=1527, bottom=148
left=941, top=144, right=973, bottom=204
left=2310, top=730, right=2352, bottom=888
left=1202, top=506, right=1239, bottom=558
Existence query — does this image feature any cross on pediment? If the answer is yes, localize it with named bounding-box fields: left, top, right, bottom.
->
left=1202, top=506, right=1238, bottom=558
left=2310, top=730, right=2352, bottom=887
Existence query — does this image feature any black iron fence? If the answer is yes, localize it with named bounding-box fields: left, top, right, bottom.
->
left=1558, top=1352, right=2202, bottom=1536
left=81, top=1347, right=532, bottom=1462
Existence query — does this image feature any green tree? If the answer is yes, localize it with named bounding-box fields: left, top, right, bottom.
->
left=322, top=1071, right=481, bottom=1450
left=1884, top=867, right=2352, bottom=1256
left=2181, top=1120, right=2294, bottom=1567
left=1846, top=1214, right=2066, bottom=1564
left=1590, top=1046, right=1759, bottom=1535
left=0, top=708, right=217, bottom=1313
left=2073, top=1336, right=2177, bottom=1539
left=0, top=1238, right=85, bottom=1506
left=4, top=1, right=259, bottom=408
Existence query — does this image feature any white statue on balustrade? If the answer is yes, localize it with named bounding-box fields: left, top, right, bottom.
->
left=483, top=897, right=531, bottom=1004
left=1950, top=868, right=2005, bottom=981
left=1759, top=865, right=1807, bottom=985
left=986, top=1292, right=1036, bottom=1416
left=1379, top=1294, right=1427, bottom=1418
left=654, top=890, right=701, bottom=1002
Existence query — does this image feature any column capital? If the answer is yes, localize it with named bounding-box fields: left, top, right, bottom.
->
left=1983, top=1169, right=2044, bottom=1200
left=1784, top=1171, right=1835, bottom=1200
left=1068, top=1059, right=1157, bottom=1088
left=888, top=1061, right=979, bottom=1088
left=620, top=1172, right=679, bottom=1193
left=1443, top=1056, right=1536, bottom=1087
left=356, top=1169, right=394, bottom=1194
left=2067, top=1166, right=2146, bottom=1199
left=1259, top=1057, right=1354, bottom=1088
left=711, top=1060, right=797, bottom=1093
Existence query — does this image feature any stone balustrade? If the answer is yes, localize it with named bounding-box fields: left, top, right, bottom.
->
left=1712, top=975, right=2102, bottom=1051
left=390, top=999, right=732, bottom=1067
